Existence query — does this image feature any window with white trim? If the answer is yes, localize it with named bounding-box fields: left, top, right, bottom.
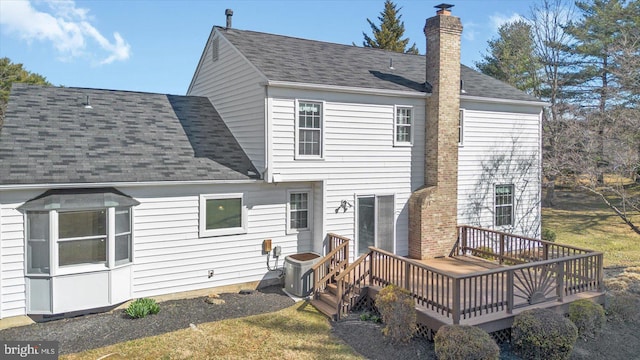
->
left=296, top=101, right=322, bottom=157
left=288, top=191, right=310, bottom=232
left=458, top=109, right=464, bottom=145
left=200, top=193, right=247, bottom=237
left=25, top=207, right=134, bottom=275
left=495, top=185, right=514, bottom=227
left=394, top=106, right=413, bottom=145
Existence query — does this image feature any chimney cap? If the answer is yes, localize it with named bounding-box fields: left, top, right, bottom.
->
left=435, top=3, right=454, bottom=14
left=225, top=9, right=233, bottom=16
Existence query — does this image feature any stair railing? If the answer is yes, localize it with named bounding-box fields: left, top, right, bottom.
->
left=312, top=233, right=350, bottom=300
left=334, top=249, right=373, bottom=319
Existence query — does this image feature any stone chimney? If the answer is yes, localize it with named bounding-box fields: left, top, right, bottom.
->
left=225, top=9, right=233, bottom=28
left=408, top=4, right=462, bottom=259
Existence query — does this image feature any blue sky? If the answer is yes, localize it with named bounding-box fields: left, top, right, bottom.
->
left=0, top=0, right=535, bottom=95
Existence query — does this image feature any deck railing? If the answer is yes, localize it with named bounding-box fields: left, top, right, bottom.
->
left=353, top=246, right=603, bottom=324
left=453, top=226, right=594, bottom=264
left=312, top=233, right=350, bottom=298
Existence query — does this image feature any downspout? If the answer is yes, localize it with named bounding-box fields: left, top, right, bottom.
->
left=264, top=86, right=273, bottom=183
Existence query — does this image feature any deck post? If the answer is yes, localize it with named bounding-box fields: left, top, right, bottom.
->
left=499, top=234, right=505, bottom=264
left=543, top=243, right=549, bottom=260
left=462, top=226, right=467, bottom=253
left=337, top=278, right=344, bottom=319
left=506, top=270, right=514, bottom=314
left=369, top=250, right=375, bottom=285
left=597, top=253, right=604, bottom=291
left=452, top=278, right=461, bottom=324
left=404, top=261, right=411, bottom=291
left=556, top=261, right=565, bottom=302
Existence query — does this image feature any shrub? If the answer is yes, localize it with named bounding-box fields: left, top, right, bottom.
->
left=359, top=312, right=381, bottom=323
left=375, top=284, right=416, bottom=343
left=434, top=325, right=500, bottom=360
left=126, top=298, right=160, bottom=319
left=568, top=299, right=605, bottom=339
left=605, top=291, right=640, bottom=322
left=541, top=228, right=557, bottom=242
left=512, top=308, right=578, bottom=360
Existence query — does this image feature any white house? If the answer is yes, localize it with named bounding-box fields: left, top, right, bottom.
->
left=0, top=6, right=544, bottom=321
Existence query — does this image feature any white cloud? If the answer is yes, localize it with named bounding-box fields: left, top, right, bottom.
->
left=489, top=12, right=526, bottom=31
left=0, top=0, right=130, bottom=65
left=462, top=21, right=478, bottom=41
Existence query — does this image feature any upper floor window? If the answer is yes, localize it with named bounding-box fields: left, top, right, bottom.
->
left=200, top=193, right=247, bottom=237
left=296, top=101, right=323, bottom=158
left=459, top=109, right=464, bottom=146
left=495, top=184, right=514, bottom=227
left=394, top=106, right=413, bottom=146
left=288, top=190, right=311, bottom=233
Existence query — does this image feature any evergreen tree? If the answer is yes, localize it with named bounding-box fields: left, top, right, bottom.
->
left=360, top=0, right=419, bottom=54
left=475, top=20, right=543, bottom=96
left=0, top=57, right=51, bottom=124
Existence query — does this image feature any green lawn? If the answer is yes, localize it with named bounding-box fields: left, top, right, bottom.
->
left=542, top=188, right=640, bottom=268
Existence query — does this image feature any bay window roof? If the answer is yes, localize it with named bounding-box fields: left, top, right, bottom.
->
left=18, top=188, right=140, bottom=212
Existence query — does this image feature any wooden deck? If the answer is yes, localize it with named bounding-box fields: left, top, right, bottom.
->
left=311, top=227, right=605, bottom=336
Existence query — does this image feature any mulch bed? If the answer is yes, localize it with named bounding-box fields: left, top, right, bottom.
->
left=0, top=286, right=294, bottom=355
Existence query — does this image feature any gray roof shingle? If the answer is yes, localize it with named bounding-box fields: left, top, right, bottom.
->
left=217, top=27, right=541, bottom=103
left=0, top=84, right=260, bottom=186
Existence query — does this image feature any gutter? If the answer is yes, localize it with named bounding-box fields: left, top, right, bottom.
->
left=461, top=95, right=549, bottom=107
left=265, top=80, right=430, bottom=98
left=0, top=179, right=264, bottom=191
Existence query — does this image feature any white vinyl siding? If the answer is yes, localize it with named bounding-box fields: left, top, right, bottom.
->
left=188, top=32, right=266, bottom=172
left=269, top=88, right=425, bottom=257
left=457, top=101, right=541, bottom=238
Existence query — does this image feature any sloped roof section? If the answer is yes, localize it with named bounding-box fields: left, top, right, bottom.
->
left=217, top=27, right=541, bottom=102
left=0, top=84, right=260, bottom=186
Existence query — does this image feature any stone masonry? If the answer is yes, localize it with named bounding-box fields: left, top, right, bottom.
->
left=408, top=8, right=463, bottom=259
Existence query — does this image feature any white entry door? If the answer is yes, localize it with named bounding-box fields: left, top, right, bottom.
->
left=356, top=195, right=394, bottom=255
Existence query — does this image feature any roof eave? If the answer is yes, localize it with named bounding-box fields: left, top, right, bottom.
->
left=0, top=179, right=265, bottom=191
left=461, top=94, right=548, bottom=107
left=265, top=80, right=430, bottom=98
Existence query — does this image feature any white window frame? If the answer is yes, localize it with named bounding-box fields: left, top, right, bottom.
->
left=25, top=207, right=134, bottom=277
left=393, top=105, right=413, bottom=146
left=287, top=189, right=312, bottom=234
left=199, top=193, right=247, bottom=237
left=295, top=100, right=324, bottom=159
left=494, top=184, right=515, bottom=227
left=458, top=109, right=465, bottom=146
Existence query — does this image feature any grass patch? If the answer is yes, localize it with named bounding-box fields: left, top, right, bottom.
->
left=543, top=189, right=640, bottom=268
left=61, top=302, right=362, bottom=360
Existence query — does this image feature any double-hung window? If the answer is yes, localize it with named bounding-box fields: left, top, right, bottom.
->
left=200, top=193, right=247, bottom=237
left=296, top=101, right=323, bottom=158
left=58, top=210, right=107, bottom=267
left=394, top=106, right=413, bottom=146
left=495, top=185, right=514, bottom=227
left=288, top=191, right=310, bottom=233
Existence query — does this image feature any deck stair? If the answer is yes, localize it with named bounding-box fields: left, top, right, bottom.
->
left=310, top=283, right=340, bottom=320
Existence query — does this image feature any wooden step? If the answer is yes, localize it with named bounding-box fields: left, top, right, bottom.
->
left=310, top=298, right=338, bottom=320
left=318, top=292, right=339, bottom=308
left=326, top=283, right=338, bottom=296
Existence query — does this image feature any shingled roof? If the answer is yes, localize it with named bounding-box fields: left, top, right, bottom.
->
left=209, top=27, right=541, bottom=103
left=0, top=84, right=260, bottom=186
